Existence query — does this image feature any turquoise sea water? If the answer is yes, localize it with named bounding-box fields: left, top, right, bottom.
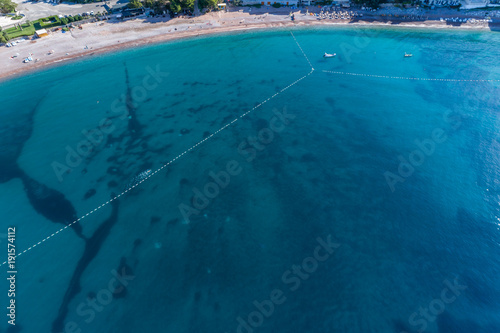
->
left=1, top=26, right=500, bottom=333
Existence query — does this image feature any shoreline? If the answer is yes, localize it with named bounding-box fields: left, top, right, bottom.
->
left=1, top=10, right=498, bottom=83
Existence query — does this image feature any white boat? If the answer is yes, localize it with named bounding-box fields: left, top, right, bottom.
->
left=324, top=52, right=336, bottom=58
left=404, top=52, right=413, bottom=57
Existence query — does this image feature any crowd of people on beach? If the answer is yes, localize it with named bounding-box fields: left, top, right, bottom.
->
left=381, top=13, right=428, bottom=20
left=422, top=0, right=460, bottom=7
left=318, top=7, right=362, bottom=20
left=313, top=4, right=498, bottom=23
left=440, top=17, right=494, bottom=23
left=317, top=6, right=428, bottom=22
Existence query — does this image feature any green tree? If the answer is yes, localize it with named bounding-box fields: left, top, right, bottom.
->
left=198, top=0, right=217, bottom=9
left=1, top=31, right=10, bottom=42
left=352, top=0, right=381, bottom=8
left=128, top=0, right=142, bottom=8
left=0, top=0, right=17, bottom=14
left=154, top=0, right=168, bottom=12
left=181, top=0, right=195, bottom=10
left=143, top=0, right=154, bottom=8
left=170, top=0, right=181, bottom=12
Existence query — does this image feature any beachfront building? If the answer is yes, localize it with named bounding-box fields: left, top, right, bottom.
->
left=241, top=0, right=298, bottom=5
left=35, top=29, right=49, bottom=38
left=105, top=3, right=129, bottom=13
left=333, top=0, right=351, bottom=7
left=460, top=0, right=488, bottom=8
left=300, top=0, right=316, bottom=5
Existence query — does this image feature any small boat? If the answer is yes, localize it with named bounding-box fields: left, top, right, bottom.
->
left=404, top=52, right=413, bottom=57
left=324, top=52, right=336, bottom=58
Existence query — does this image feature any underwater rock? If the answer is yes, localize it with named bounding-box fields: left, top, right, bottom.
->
left=113, top=257, right=134, bottom=299
left=51, top=196, right=120, bottom=332
left=21, top=172, right=83, bottom=239
left=83, top=189, right=96, bottom=200
left=108, top=180, right=118, bottom=188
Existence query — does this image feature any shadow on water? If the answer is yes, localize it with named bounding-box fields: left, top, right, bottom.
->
left=51, top=196, right=120, bottom=333
left=0, top=96, right=84, bottom=239
left=20, top=169, right=84, bottom=238
left=124, top=63, right=143, bottom=139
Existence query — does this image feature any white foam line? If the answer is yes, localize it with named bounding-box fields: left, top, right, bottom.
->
left=322, top=70, right=500, bottom=82
left=0, top=69, right=314, bottom=267
left=290, top=31, right=314, bottom=71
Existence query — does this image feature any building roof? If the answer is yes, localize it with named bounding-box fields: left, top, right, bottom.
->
left=36, top=29, right=48, bottom=35
left=106, top=3, right=129, bottom=12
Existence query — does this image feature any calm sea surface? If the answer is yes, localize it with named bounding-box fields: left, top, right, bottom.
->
left=0, top=26, right=499, bottom=333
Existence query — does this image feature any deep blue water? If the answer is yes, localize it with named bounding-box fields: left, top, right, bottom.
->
left=0, top=26, right=499, bottom=333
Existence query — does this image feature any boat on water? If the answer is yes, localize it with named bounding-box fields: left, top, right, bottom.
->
left=404, top=52, right=413, bottom=57
left=324, top=52, right=336, bottom=58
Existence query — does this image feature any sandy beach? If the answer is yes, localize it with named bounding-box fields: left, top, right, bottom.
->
left=1, top=6, right=498, bottom=82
